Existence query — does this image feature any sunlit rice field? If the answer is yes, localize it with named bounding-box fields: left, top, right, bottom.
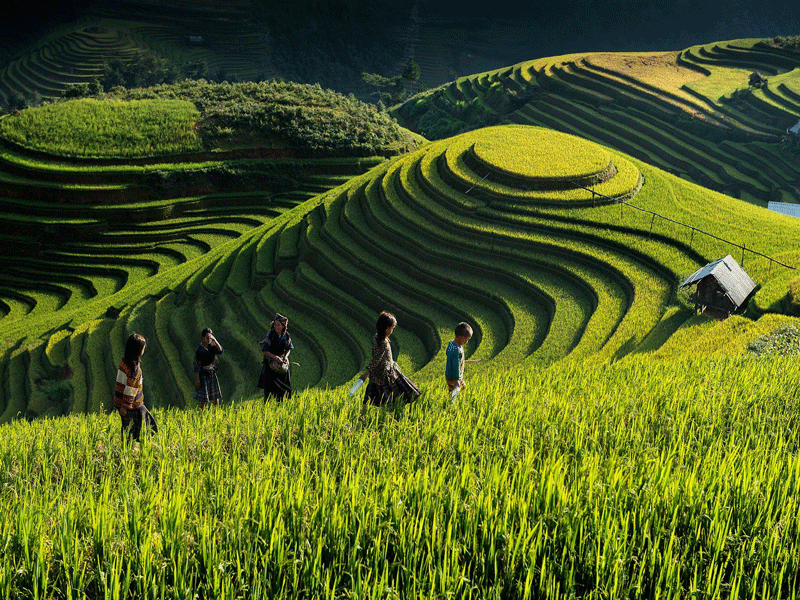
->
left=0, top=98, right=202, bottom=158
left=1, top=355, right=798, bottom=599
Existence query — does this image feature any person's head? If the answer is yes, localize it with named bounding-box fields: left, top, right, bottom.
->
left=376, top=311, right=397, bottom=340
left=454, top=321, right=473, bottom=346
left=124, top=333, right=147, bottom=365
left=271, top=313, right=289, bottom=335
left=201, top=327, right=213, bottom=344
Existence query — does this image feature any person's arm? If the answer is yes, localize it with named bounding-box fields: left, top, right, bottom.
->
left=193, top=359, right=202, bottom=388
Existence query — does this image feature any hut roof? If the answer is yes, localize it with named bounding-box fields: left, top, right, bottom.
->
left=790, top=119, right=800, bottom=134
left=679, top=254, right=756, bottom=307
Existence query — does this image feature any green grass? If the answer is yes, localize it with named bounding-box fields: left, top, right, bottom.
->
left=1, top=356, right=800, bottom=598
left=0, top=98, right=202, bottom=158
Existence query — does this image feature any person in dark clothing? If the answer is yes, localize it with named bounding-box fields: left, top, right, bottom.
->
left=258, top=313, right=294, bottom=401
left=359, top=311, right=420, bottom=406
left=194, top=327, right=223, bottom=409
left=114, top=333, right=158, bottom=442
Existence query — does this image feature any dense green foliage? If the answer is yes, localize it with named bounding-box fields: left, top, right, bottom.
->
left=761, top=36, right=800, bottom=53
left=747, top=322, right=800, bottom=356
left=1, top=81, right=422, bottom=158
left=1, top=356, right=799, bottom=598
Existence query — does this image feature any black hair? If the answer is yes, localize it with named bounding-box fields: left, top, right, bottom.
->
left=376, top=311, right=397, bottom=341
left=201, top=327, right=212, bottom=338
left=455, top=322, right=473, bottom=338
left=124, top=333, right=147, bottom=371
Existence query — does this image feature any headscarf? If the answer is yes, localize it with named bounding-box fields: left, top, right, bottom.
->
left=271, top=313, right=289, bottom=333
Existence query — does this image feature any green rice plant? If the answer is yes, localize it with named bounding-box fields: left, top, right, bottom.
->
left=225, top=233, right=260, bottom=297
left=65, top=325, right=89, bottom=415
left=468, top=124, right=612, bottom=181
left=439, top=129, right=641, bottom=204
left=44, top=328, right=71, bottom=369
left=83, top=318, right=114, bottom=414
left=155, top=292, right=193, bottom=406
left=2, top=355, right=800, bottom=597
left=0, top=98, right=202, bottom=158
left=393, top=149, right=634, bottom=364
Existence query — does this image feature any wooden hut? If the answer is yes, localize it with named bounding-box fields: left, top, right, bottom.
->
left=679, top=255, right=756, bottom=318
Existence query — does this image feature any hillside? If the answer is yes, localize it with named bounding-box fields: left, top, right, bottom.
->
left=0, top=1, right=410, bottom=107
left=0, top=81, right=426, bottom=420
left=3, top=119, right=800, bottom=421
left=4, top=35, right=800, bottom=599
left=393, top=38, right=800, bottom=207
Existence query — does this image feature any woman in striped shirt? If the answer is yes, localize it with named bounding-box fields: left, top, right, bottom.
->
left=114, top=333, right=158, bottom=441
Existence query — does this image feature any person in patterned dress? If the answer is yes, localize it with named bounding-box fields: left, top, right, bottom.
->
left=359, top=311, right=420, bottom=406
left=194, top=327, right=224, bottom=409
left=114, top=333, right=158, bottom=441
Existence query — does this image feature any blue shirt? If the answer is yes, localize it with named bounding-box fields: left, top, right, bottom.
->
left=445, top=340, right=464, bottom=380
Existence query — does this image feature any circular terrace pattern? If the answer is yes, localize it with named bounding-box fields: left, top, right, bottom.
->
left=442, top=126, right=642, bottom=206
left=471, top=125, right=612, bottom=183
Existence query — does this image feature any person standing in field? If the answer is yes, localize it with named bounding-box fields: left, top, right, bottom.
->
left=359, top=311, right=421, bottom=406
left=114, top=333, right=158, bottom=441
left=194, top=327, right=224, bottom=409
left=258, top=313, right=294, bottom=401
left=446, top=321, right=473, bottom=395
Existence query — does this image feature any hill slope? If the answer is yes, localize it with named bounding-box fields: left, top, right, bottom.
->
left=393, top=38, right=800, bottom=206
left=3, top=123, right=800, bottom=421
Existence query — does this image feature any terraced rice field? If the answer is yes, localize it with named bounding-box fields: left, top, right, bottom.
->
left=0, top=12, right=275, bottom=106
left=4, top=124, right=800, bottom=422
left=395, top=38, right=800, bottom=206
left=0, top=103, right=385, bottom=422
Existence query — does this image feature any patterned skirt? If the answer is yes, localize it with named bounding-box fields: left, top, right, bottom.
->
left=194, top=372, right=222, bottom=403
left=363, top=373, right=421, bottom=406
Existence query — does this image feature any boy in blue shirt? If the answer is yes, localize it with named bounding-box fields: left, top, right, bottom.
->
left=445, top=322, right=473, bottom=394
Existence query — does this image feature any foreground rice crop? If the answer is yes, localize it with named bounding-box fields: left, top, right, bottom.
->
left=0, top=355, right=798, bottom=598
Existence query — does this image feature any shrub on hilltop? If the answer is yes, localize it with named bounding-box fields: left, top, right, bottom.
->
left=0, top=80, right=423, bottom=158
left=760, top=35, right=800, bottom=53
left=99, top=80, right=423, bottom=156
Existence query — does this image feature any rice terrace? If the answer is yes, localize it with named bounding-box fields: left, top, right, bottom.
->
left=2, top=1, right=800, bottom=597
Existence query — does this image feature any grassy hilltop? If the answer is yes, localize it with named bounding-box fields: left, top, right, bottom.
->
left=2, top=35, right=800, bottom=598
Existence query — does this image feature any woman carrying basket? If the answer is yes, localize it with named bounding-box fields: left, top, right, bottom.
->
left=258, top=313, right=294, bottom=402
